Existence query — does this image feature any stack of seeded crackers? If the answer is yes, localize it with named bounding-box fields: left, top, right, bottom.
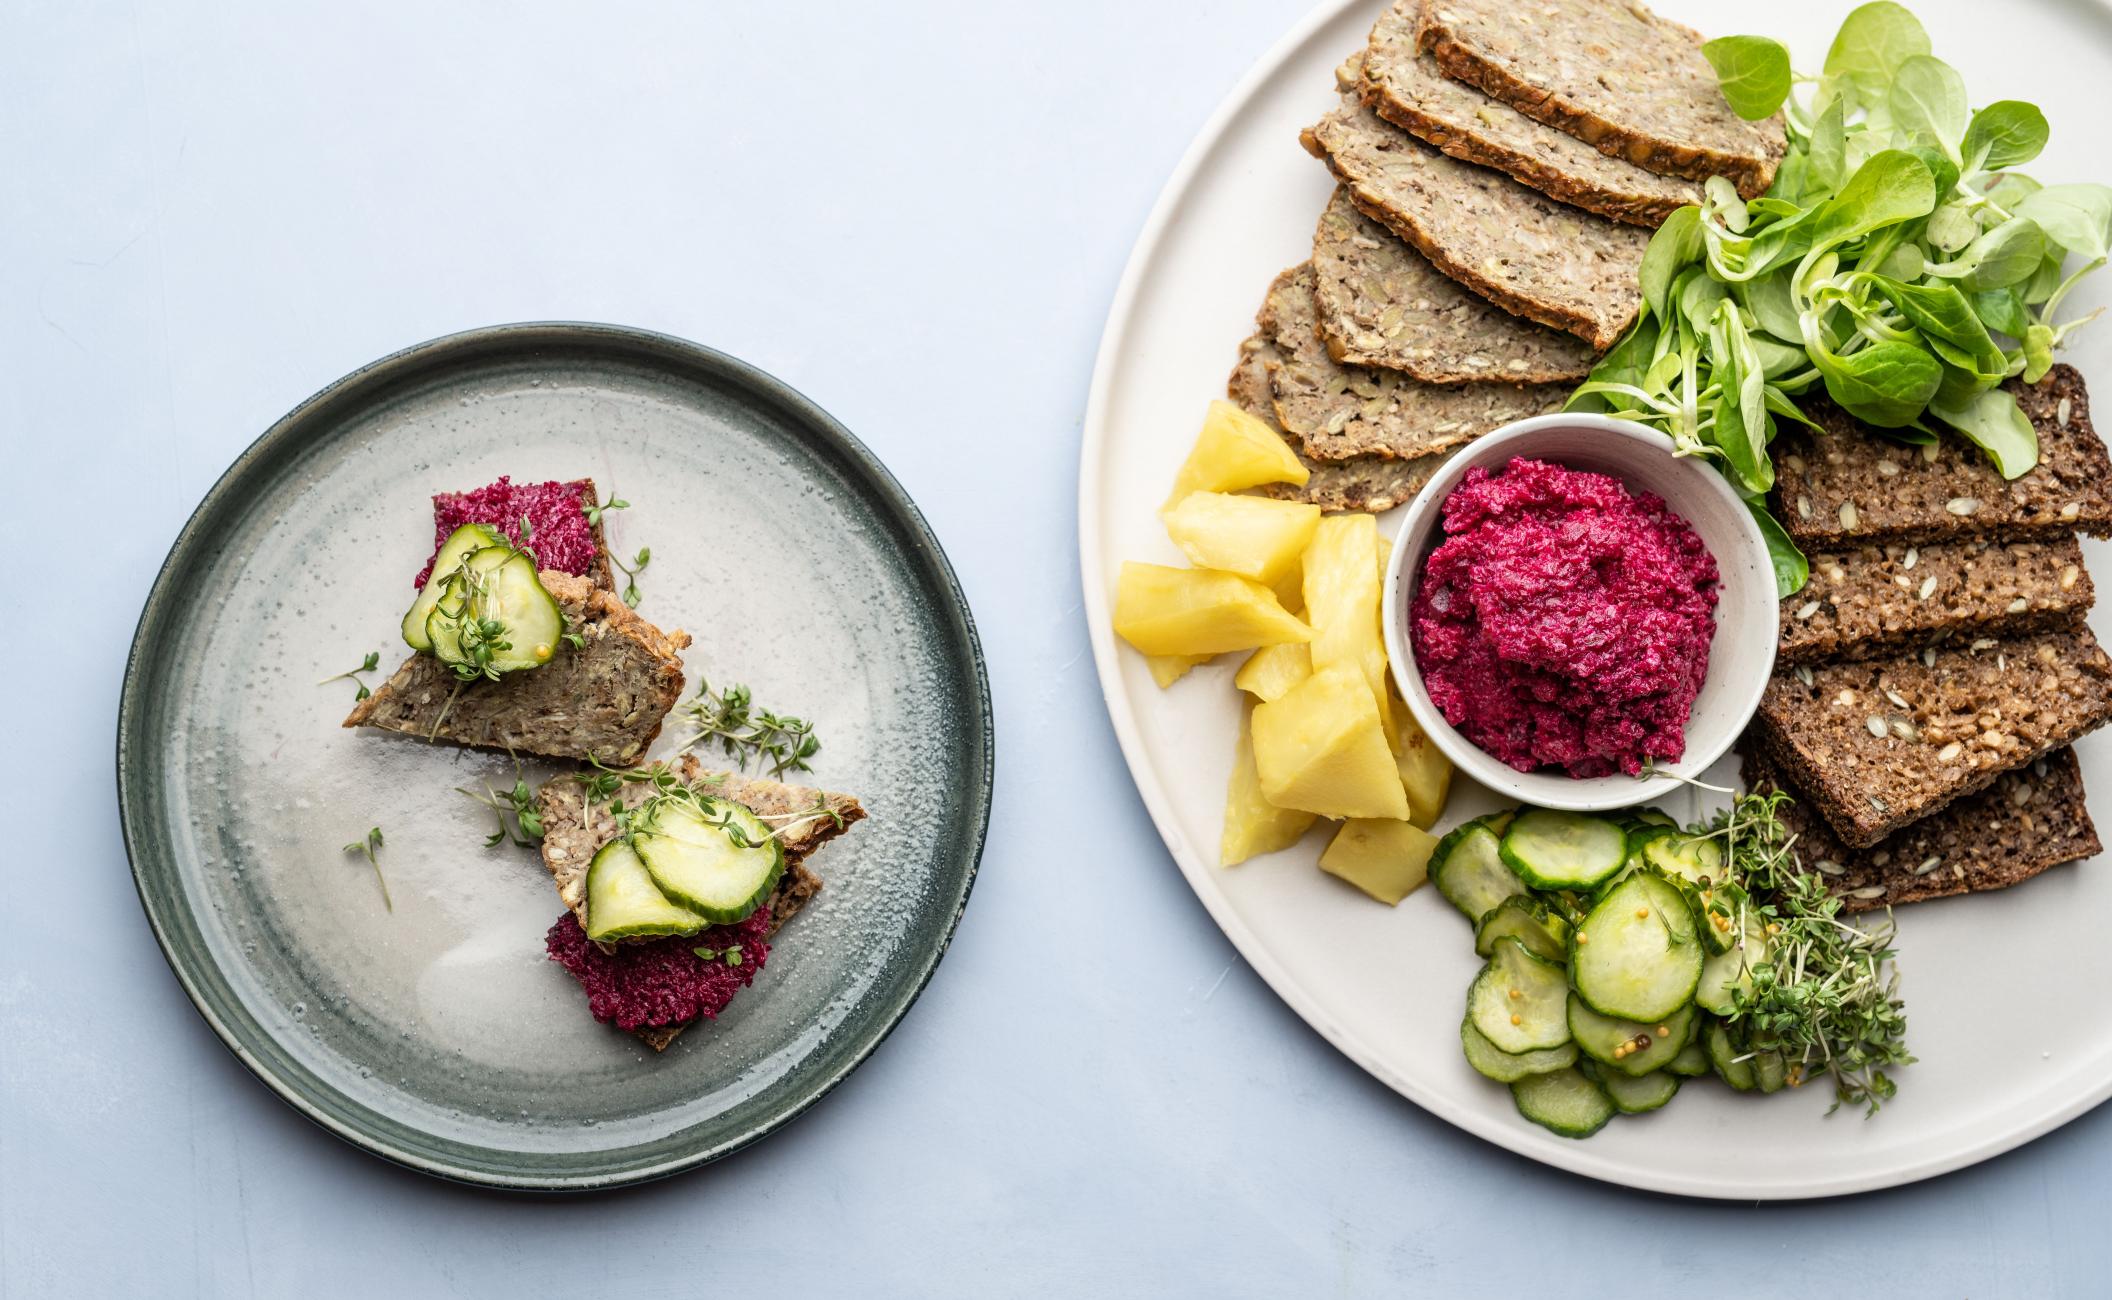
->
left=1227, top=0, right=1784, bottom=514
left=1743, top=367, right=2112, bottom=910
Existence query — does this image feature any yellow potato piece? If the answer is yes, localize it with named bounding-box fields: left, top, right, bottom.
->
left=1162, top=492, right=1320, bottom=607
left=1146, top=654, right=1213, bottom=688
left=1114, top=563, right=1311, bottom=657
left=1303, top=515, right=1394, bottom=745
left=1394, top=715, right=1454, bottom=830
left=1163, top=400, right=1310, bottom=509
left=1251, top=665, right=1410, bottom=820
left=1320, top=818, right=1440, bottom=905
left=1233, top=642, right=1312, bottom=703
left=1222, top=711, right=1318, bottom=866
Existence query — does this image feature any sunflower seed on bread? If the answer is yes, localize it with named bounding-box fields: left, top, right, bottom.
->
left=1414, top=0, right=1785, bottom=196
left=1360, top=0, right=1701, bottom=226
left=1302, top=83, right=1646, bottom=350
left=1310, top=187, right=1595, bottom=383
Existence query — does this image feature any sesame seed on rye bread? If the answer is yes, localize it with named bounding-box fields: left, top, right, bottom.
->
left=1361, top=0, right=1701, bottom=226
left=1751, top=627, right=2112, bottom=848
left=1228, top=332, right=1447, bottom=514
left=1302, top=82, right=1647, bottom=350
left=1310, top=187, right=1597, bottom=383
left=534, top=754, right=865, bottom=1050
left=344, top=569, right=690, bottom=766
left=1771, top=367, right=2112, bottom=548
left=1414, top=0, right=1785, bottom=196
left=1779, top=536, right=2094, bottom=665
left=1260, top=263, right=1566, bottom=462
left=1743, top=746, right=2099, bottom=911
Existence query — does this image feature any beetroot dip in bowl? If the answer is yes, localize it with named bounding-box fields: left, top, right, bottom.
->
left=1381, top=415, right=1777, bottom=813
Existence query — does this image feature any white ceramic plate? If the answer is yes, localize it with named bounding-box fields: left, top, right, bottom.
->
left=1081, top=0, right=2112, bottom=1198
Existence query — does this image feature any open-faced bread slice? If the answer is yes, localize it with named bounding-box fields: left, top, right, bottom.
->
left=535, top=754, right=866, bottom=1049
left=344, top=570, right=690, bottom=766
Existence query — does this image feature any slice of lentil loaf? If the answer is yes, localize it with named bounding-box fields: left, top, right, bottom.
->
left=536, top=754, right=866, bottom=1050
left=1302, top=85, right=1646, bottom=350
left=1772, top=367, right=2112, bottom=547
left=1414, top=0, right=1785, bottom=196
left=345, top=569, right=690, bottom=765
left=1779, top=536, right=2093, bottom=664
left=1751, top=627, right=2112, bottom=848
left=1228, top=331, right=1446, bottom=513
left=1743, top=747, right=2099, bottom=911
left=1310, top=187, right=1596, bottom=383
left=1260, top=262, right=1566, bottom=461
left=1361, top=1, right=1701, bottom=226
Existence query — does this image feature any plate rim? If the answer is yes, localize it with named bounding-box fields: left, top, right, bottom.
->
left=1075, top=0, right=2112, bottom=1200
left=115, top=320, right=994, bottom=1191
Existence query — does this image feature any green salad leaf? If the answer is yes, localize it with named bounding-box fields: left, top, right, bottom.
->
left=1576, top=2, right=2109, bottom=596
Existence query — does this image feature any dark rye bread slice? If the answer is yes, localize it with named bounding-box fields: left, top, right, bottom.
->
left=1415, top=0, right=1785, bottom=196
left=1362, top=0, right=1701, bottom=226
left=1751, top=628, right=2112, bottom=848
left=1303, top=88, right=1646, bottom=349
left=1311, top=187, right=1596, bottom=383
left=1228, top=332, right=1444, bottom=513
left=1773, top=367, right=2112, bottom=547
left=1744, top=747, right=2098, bottom=912
left=536, top=754, right=866, bottom=1050
left=1779, top=536, right=2093, bottom=665
left=1261, top=263, right=1566, bottom=461
left=345, top=570, right=690, bottom=765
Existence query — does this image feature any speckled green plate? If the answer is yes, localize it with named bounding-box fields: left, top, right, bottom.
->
left=116, top=323, right=991, bottom=1190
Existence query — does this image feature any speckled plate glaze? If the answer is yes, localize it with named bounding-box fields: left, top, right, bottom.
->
left=117, top=323, right=991, bottom=1190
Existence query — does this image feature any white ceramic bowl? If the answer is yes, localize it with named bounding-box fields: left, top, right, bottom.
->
left=1381, top=414, right=1777, bottom=813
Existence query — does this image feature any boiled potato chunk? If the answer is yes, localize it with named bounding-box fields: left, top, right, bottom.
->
left=1320, top=819, right=1440, bottom=904
left=1114, top=563, right=1310, bottom=657
left=1222, top=712, right=1318, bottom=866
left=1234, top=641, right=1312, bottom=703
left=1393, top=709, right=1453, bottom=830
left=1147, top=654, right=1213, bottom=688
left=1303, top=515, right=1393, bottom=743
left=1251, top=665, right=1410, bottom=820
left=1162, top=492, right=1321, bottom=607
left=1163, top=400, right=1310, bottom=509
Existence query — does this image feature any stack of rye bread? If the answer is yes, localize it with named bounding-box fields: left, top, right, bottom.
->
left=1230, top=0, right=1782, bottom=511
left=1228, top=0, right=2112, bottom=909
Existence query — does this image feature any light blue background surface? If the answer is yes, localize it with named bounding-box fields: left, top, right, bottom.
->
left=5, top=1, right=2109, bottom=1294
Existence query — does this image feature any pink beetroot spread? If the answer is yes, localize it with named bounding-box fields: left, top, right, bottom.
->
left=545, top=910, right=772, bottom=1032
left=413, top=476, right=600, bottom=587
left=1411, top=457, right=1720, bottom=778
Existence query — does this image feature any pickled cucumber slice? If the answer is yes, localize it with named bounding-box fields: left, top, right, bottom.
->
left=426, top=546, right=565, bottom=675
left=583, top=839, right=706, bottom=942
left=402, top=523, right=501, bottom=651
left=632, top=796, right=785, bottom=924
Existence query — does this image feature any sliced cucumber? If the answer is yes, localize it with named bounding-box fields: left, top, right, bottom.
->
left=1460, top=1020, right=1578, bottom=1083
left=1666, top=1042, right=1711, bottom=1077
left=1467, top=937, right=1571, bottom=1054
left=403, top=522, right=500, bottom=651
left=1571, top=873, right=1702, bottom=1022
left=1598, top=1069, right=1681, bottom=1114
left=1695, top=927, right=1768, bottom=1015
left=583, top=839, right=706, bottom=942
left=1432, top=818, right=1530, bottom=924
left=1704, top=1018, right=1755, bottom=1092
left=427, top=546, right=565, bottom=675
left=1629, top=808, right=1677, bottom=830
left=1473, top=895, right=1571, bottom=962
left=1568, top=996, right=1697, bottom=1077
left=1509, top=1066, right=1616, bottom=1138
left=1752, top=1049, right=1789, bottom=1094
left=631, top=795, right=785, bottom=923
left=1642, top=833, right=1727, bottom=891
left=1500, top=810, right=1628, bottom=891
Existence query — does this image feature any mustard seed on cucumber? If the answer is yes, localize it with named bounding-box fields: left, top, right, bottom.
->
left=1442, top=798, right=1911, bottom=1139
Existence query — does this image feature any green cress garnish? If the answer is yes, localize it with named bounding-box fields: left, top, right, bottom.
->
left=320, top=651, right=381, bottom=702
left=341, top=826, right=392, bottom=912
left=678, top=679, right=822, bottom=778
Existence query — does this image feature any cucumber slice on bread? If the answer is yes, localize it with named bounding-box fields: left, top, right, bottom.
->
left=584, top=839, right=706, bottom=942
left=632, top=795, right=785, bottom=924
left=403, top=523, right=501, bottom=650
left=426, top=545, right=566, bottom=675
